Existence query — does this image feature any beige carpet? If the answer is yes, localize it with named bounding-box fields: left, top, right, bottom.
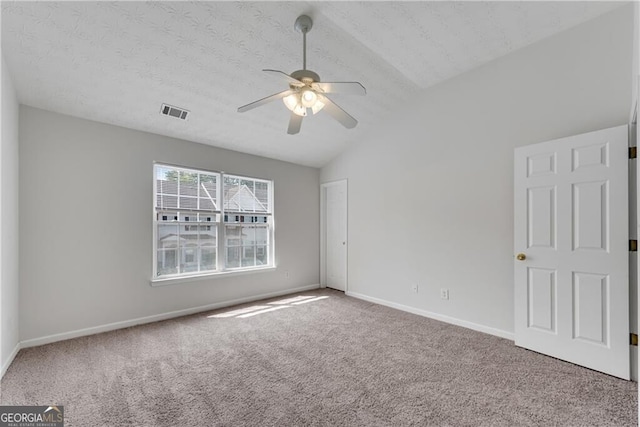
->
left=1, top=289, right=636, bottom=426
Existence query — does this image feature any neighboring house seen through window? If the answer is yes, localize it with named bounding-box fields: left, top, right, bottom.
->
left=154, top=164, right=273, bottom=279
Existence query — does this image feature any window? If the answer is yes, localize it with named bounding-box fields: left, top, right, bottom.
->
left=154, top=164, right=273, bottom=279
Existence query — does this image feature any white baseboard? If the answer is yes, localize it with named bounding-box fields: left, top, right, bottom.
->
left=346, top=291, right=515, bottom=341
left=1, top=342, right=21, bottom=380
left=21, top=284, right=320, bottom=349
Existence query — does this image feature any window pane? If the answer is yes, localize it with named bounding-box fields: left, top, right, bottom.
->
left=157, top=249, right=178, bottom=276
left=241, top=179, right=254, bottom=192
left=242, top=226, right=255, bottom=246
left=179, top=171, right=198, bottom=197
left=254, top=181, right=269, bottom=212
left=156, top=166, right=178, bottom=195
left=241, top=180, right=256, bottom=211
left=182, top=244, right=198, bottom=273
left=200, top=247, right=216, bottom=271
left=157, top=223, right=179, bottom=276
left=224, top=175, right=270, bottom=213
left=227, top=247, right=240, bottom=268
left=158, top=224, right=179, bottom=246
left=256, top=245, right=268, bottom=265
left=199, top=225, right=216, bottom=245
left=225, top=225, right=241, bottom=246
left=158, top=181, right=178, bottom=195
left=199, top=225, right=217, bottom=271
left=157, top=195, right=177, bottom=209
left=241, top=246, right=256, bottom=267
left=199, top=224, right=216, bottom=272
left=199, top=198, right=215, bottom=211
left=199, top=174, right=217, bottom=210
left=223, top=176, right=240, bottom=211
left=255, top=227, right=268, bottom=245
left=179, top=196, right=198, bottom=210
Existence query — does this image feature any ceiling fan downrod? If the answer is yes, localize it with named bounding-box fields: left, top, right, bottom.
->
left=290, top=15, right=320, bottom=84
left=294, top=15, right=313, bottom=71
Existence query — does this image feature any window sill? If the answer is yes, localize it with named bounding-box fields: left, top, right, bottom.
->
left=150, top=266, right=277, bottom=287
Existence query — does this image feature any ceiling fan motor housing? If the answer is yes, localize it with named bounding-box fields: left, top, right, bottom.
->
left=291, top=69, right=320, bottom=84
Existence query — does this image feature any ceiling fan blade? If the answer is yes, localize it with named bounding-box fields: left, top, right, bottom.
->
left=238, top=89, right=294, bottom=113
left=320, top=95, right=358, bottom=129
left=287, top=112, right=303, bottom=135
left=263, top=69, right=305, bottom=87
left=312, top=82, right=366, bottom=95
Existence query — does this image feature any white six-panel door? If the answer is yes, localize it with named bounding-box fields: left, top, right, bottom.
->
left=514, top=125, right=629, bottom=379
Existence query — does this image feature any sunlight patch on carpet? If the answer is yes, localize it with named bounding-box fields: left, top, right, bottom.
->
left=291, top=296, right=329, bottom=305
left=208, top=305, right=271, bottom=318
left=207, top=295, right=330, bottom=319
left=268, top=295, right=316, bottom=305
left=237, top=305, right=290, bottom=318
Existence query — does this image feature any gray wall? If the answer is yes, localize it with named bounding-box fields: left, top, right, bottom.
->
left=1, top=55, right=20, bottom=373
left=19, top=106, right=319, bottom=342
left=321, top=5, right=634, bottom=336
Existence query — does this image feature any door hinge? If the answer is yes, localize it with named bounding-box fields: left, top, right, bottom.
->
left=631, top=333, right=638, bottom=346
left=630, top=147, right=637, bottom=159
left=630, top=240, right=638, bottom=252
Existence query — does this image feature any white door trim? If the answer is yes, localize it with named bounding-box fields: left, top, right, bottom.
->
left=320, top=179, right=348, bottom=291
left=632, top=76, right=639, bottom=389
left=631, top=101, right=638, bottom=383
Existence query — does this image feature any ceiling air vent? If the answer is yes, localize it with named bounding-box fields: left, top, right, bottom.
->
left=160, top=104, right=189, bottom=120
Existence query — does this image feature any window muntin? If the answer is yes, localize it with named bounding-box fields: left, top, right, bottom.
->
left=154, top=165, right=273, bottom=279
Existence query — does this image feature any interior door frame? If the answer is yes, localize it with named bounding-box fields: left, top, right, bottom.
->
left=633, top=77, right=639, bottom=390
left=631, top=95, right=638, bottom=384
left=320, top=179, right=348, bottom=291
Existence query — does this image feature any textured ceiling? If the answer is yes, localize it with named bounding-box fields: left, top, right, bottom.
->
left=1, top=1, right=624, bottom=167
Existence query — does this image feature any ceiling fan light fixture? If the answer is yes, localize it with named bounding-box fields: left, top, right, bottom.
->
left=283, top=93, right=308, bottom=116
left=292, top=103, right=307, bottom=117
left=237, top=14, right=365, bottom=133
left=300, top=89, right=318, bottom=108
left=283, top=93, right=299, bottom=111
left=311, top=99, right=325, bottom=115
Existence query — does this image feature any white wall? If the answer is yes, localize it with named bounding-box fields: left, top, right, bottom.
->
left=321, top=5, right=633, bottom=336
left=1, top=54, right=20, bottom=373
left=19, top=106, right=319, bottom=342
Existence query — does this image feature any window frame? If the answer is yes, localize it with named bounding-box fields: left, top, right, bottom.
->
left=152, top=163, right=275, bottom=284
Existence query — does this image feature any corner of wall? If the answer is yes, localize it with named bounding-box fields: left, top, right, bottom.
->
left=1, top=53, right=21, bottom=377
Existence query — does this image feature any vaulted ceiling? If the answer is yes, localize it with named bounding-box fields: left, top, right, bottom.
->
left=1, top=1, right=624, bottom=167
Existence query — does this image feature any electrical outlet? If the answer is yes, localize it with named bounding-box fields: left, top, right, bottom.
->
left=412, top=283, right=419, bottom=293
left=440, top=288, right=449, bottom=300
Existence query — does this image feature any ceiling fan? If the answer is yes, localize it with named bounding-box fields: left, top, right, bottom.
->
left=237, top=15, right=366, bottom=135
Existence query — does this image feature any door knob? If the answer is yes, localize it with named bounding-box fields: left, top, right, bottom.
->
left=516, top=253, right=526, bottom=261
